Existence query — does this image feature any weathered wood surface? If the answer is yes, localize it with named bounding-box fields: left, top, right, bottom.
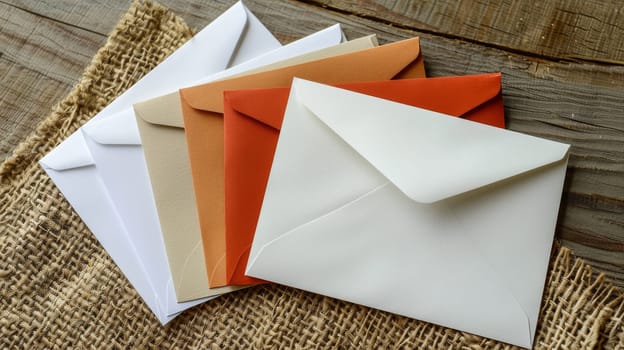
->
left=307, top=0, right=624, bottom=64
left=1, top=0, right=622, bottom=286
left=0, top=1, right=106, bottom=162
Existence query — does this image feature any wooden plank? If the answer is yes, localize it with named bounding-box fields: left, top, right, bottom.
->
left=0, top=0, right=622, bottom=287
left=0, top=2, right=105, bottom=82
left=0, top=2, right=107, bottom=160
left=303, top=0, right=624, bottom=64
left=7, top=0, right=624, bottom=62
left=2, top=0, right=308, bottom=43
left=3, top=0, right=127, bottom=36
left=0, top=61, right=71, bottom=160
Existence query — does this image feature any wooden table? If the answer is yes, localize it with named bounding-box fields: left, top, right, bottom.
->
left=1, top=0, right=623, bottom=286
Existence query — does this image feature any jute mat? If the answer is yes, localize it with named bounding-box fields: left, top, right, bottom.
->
left=0, top=1, right=622, bottom=349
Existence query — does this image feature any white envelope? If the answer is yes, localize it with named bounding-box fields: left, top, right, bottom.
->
left=78, top=24, right=348, bottom=306
left=246, top=79, right=571, bottom=348
left=39, top=1, right=283, bottom=324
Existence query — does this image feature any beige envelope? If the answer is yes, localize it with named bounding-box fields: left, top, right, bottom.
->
left=134, top=36, right=379, bottom=302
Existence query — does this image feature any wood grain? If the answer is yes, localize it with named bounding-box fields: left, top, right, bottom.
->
left=0, top=1, right=106, bottom=160
left=305, top=0, right=624, bottom=64
left=0, top=0, right=622, bottom=286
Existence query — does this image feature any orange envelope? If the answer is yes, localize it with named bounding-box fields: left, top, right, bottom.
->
left=179, top=37, right=426, bottom=288
left=223, top=73, right=505, bottom=285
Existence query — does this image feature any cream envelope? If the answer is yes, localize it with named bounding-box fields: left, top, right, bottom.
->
left=39, top=1, right=284, bottom=323
left=134, top=35, right=379, bottom=302
left=245, top=79, right=571, bottom=348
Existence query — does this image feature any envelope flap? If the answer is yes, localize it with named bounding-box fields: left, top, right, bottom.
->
left=82, top=109, right=142, bottom=145
left=294, top=79, right=570, bottom=203
left=224, top=87, right=290, bottom=130
left=412, top=73, right=502, bottom=116
left=201, top=1, right=249, bottom=72
left=133, top=92, right=185, bottom=128
left=180, top=37, right=424, bottom=113
left=39, top=131, right=95, bottom=170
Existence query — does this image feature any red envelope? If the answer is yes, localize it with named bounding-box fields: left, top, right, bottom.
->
left=223, top=73, right=505, bottom=286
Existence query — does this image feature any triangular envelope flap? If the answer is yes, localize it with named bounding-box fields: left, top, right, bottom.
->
left=224, top=73, right=501, bottom=132
left=133, top=92, right=185, bottom=128
left=229, top=3, right=281, bottom=67
left=393, top=73, right=502, bottom=117
left=82, top=109, right=142, bottom=145
left=224, top=87, right=290, bottom=130
left=192, top=1, right=248, bottom=72
left=39, top=131, right=95, bottom=170
left=181, top=37, right=423, bottom=113
left=294, top=79, right=570, bottom=204
left=244, top=24, right=344, bottom=67
left=190, top=24, right=343, bottom=88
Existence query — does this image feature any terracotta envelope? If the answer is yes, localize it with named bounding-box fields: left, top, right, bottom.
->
left=222, top=73, right=505, bottom=286
left=179, top=37, right=426, bottom=288
left=134, top=36, right=380, bottom=302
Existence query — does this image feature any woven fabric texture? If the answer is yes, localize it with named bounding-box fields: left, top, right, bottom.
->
left=0, top=1, right=622, bottom=349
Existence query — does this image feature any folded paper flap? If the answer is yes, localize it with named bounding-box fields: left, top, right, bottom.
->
left=238, top=31, right=375, bottom=77
left=403, top=73, right=502, bottom=117
left=199, top=1, right=249, bottom=72
left=223, top=72, right=500, bottom=131
left=247, top=24, right=344, bottom=66
left=190, top=23, right=344, bottom=87
left=39, top=132, right=95, bottom=170
left=179, top=81, right=225, bottom=115
left=224, top=87, right=290, bottom=130
left=134, top=92, right=185, bottom=128
left=294, top=79, right=570, bottom=204
left=82, top=109, right=142, bottom=145
left=180, top=37, right=423, bottom=112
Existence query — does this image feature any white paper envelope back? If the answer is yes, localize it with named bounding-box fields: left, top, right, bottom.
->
left=66, top=20, right=345, bottom=310
left=40, top=132, right=175, bottom=324
left=246, top=79, right=570, bottom=348
left=38, top=1, right=282, bottom=323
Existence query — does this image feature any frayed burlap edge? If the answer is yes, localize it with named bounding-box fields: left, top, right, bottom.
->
left=534, top=245, right=623, bottom=350
left=0, top=1, right=622, bottom=349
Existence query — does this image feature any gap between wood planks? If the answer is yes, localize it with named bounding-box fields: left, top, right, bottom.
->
left=7, top=0, right=624, bottom=67
left=0, top=0, right=108, bottom=37
left=298, top=0, right=624, bottom=67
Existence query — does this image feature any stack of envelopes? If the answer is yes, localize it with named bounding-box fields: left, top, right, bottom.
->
left=39, top=2, right=571, bottom=348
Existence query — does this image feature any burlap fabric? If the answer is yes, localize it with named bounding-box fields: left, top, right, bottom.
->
left=0, top=1, right=622, bottom=348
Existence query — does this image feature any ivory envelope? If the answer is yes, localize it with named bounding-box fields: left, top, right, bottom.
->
left=134, top=35, right=376, bottom=302
left=38, top=0, right=284, bottom=323
left=246, top=79, right=570, bottom=348
left=223, top=73, right=505, bottom=286
left=180, top=37, right=426, bottom=288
